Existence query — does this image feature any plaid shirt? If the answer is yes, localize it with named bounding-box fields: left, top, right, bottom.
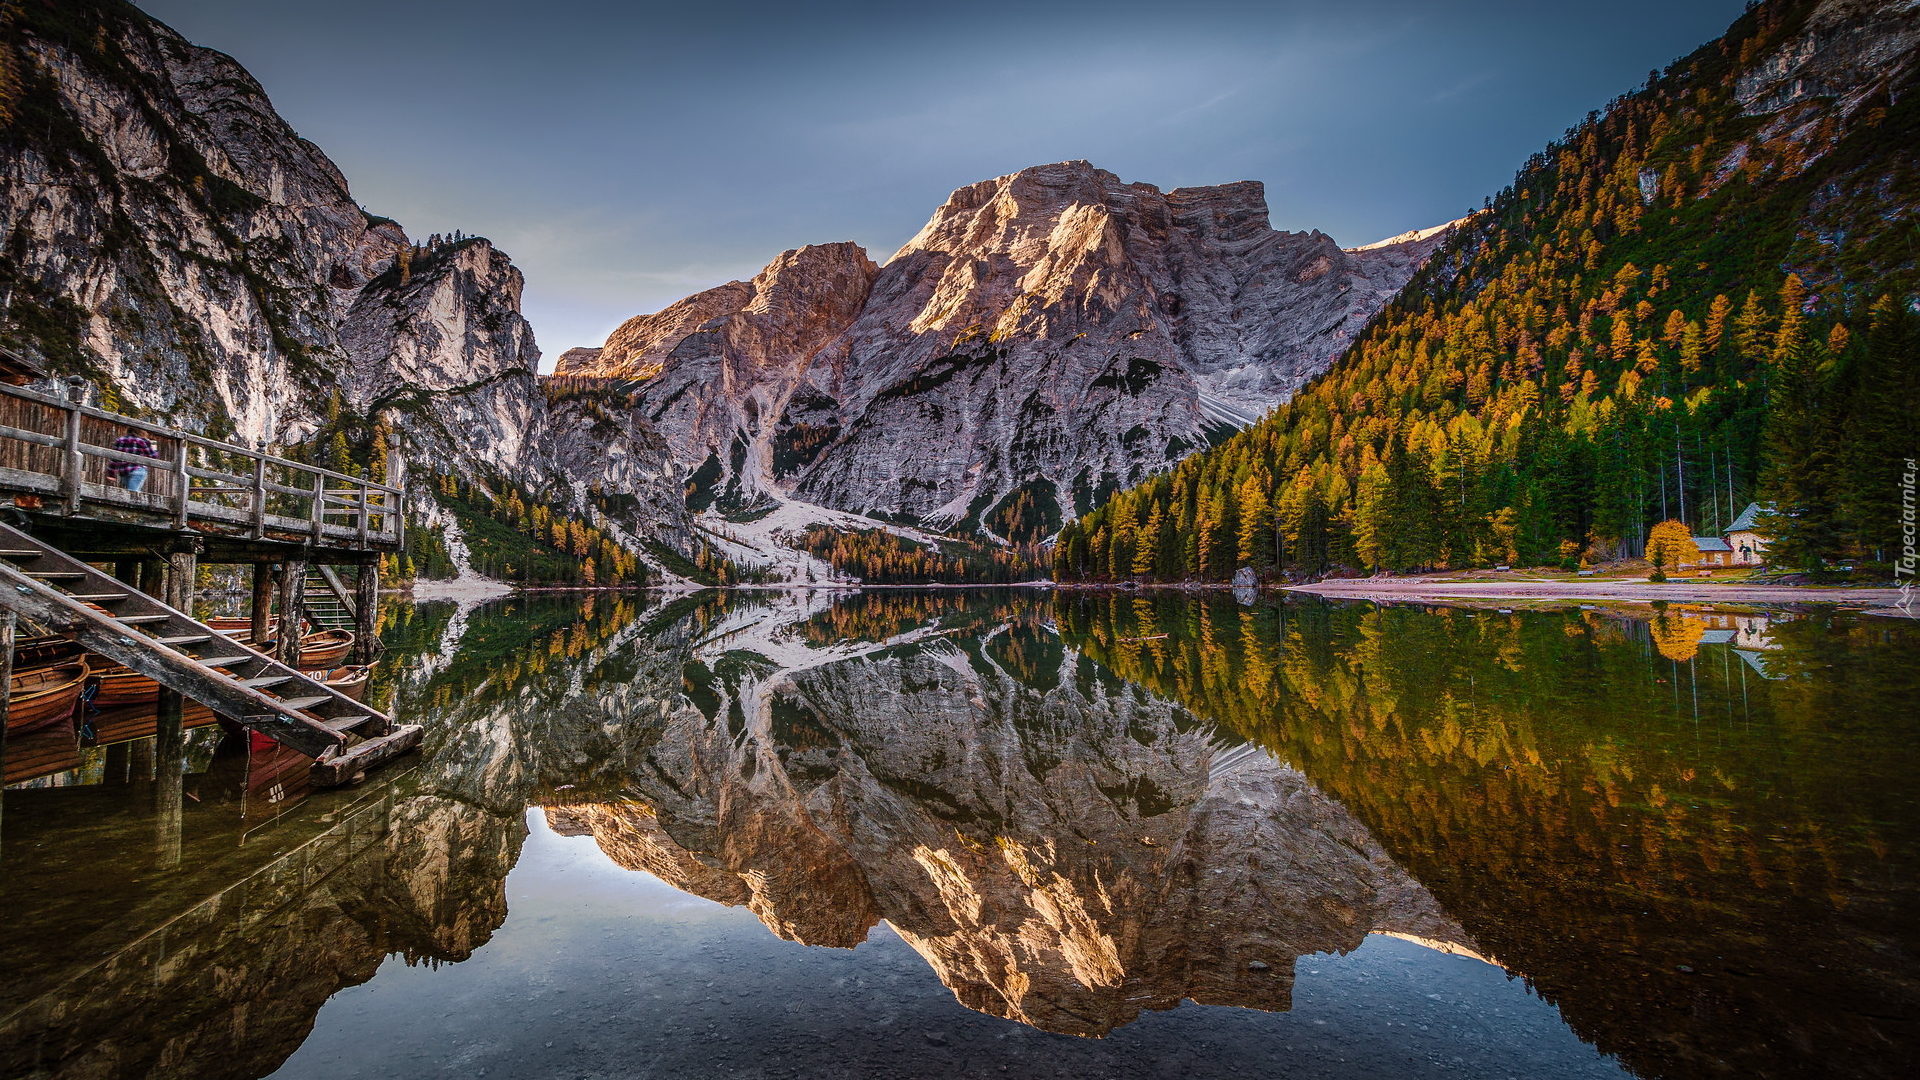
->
left=108, top=433, right=158, bottom=478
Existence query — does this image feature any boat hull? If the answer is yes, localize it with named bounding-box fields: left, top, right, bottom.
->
left=7, top=662, right=87, bottom=735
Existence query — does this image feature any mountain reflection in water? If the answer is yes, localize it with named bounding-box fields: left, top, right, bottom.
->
left=0, top=589, right=1912, bottom=1080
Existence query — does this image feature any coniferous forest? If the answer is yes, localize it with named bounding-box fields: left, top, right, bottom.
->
left=1056, top=0, right=1919, bottom=582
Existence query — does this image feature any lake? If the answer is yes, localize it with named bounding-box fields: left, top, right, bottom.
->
left=1, top=589, right=1914, bottom=1079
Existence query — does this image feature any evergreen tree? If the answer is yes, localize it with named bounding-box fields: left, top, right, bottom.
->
left=1756, top=334, right=1842, bottom=569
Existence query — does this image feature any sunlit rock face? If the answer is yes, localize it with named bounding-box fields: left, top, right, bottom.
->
left=0, top=3, right=688, bottom=549
left=562, top=243, right=880, bottom=514
left=549, top=622, right=1473, bottom=1035
left=561, top=161, right=1452, bottom=528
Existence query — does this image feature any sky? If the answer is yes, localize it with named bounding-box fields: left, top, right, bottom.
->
left=139, top=0, right=1751, bottom=368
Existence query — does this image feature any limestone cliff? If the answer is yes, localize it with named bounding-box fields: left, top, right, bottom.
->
left=563, top=162, right=1452, bottom=534
left=0, top=1, right=688, bottom=560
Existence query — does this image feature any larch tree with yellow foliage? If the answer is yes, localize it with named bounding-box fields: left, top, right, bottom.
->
left=1644, top=520, right=1699, bottom=581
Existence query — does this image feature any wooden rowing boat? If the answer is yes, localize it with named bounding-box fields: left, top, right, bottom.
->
left=11, top=635, right=86, bottom=671
left=291, top=629, right=353, bottom=669
left=314, top=665, right=371, bottom=701
left=85, top=661, right=160, bottom=707
left=7, top=661, right=87, bottom=735
left=250, top=628, right=354, bottom=668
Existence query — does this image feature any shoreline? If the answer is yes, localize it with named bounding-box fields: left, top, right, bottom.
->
left=379, top=577, right=1914, bottom=614
left=1284, top=578, right=1911, bottom=608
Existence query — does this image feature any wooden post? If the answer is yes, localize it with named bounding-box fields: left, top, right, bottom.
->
left=167, top=548, right=196, bottom=614
left=105, top=741, right=130, bottom=785
left=138, top=558, right=166, bottom=600
left=172, top=437, right=191, bottom=530
left=310, top=470, right=325, bottom=543
left=62, top=377, right=85, bottom=514
left=0, top=611, right=13, bottom=864
left=250, top=449, right=267, bottom=540
left=388, top=431, right=406, bottom=547
left=276, top=557, right=307, bottom=666
left=251, top=562, right=275, bottom=645
left=356, top=472, right=370, bottom=548
left=353, top=562, right=380, bottom=663
left=154, top=547, right=195, bottom=868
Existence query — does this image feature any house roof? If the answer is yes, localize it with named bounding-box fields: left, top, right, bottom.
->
left=1693, top=536, right=1731, bottom=552
left=1727, top=502, right=1769, bottom=533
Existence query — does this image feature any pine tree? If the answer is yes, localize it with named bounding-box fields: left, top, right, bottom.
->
left=1756, top=334, right=1841, bottom=569
left=1838, top=298, right=1920, bottom=560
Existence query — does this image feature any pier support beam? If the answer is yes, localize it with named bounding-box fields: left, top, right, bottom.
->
left=138, top=559, right=166, bottom=604
left=0, top=611, right=13, bottom=866
left=276, top=558, right=307, bottom=667
left=250, top=563, right=275, bottom=645
left=353, top=563, right=379, bottom=663
left=153, top=548, right=195, bottom=869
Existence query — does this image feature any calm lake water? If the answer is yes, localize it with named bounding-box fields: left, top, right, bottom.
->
left=1, top=589, right=1914, bottom=1080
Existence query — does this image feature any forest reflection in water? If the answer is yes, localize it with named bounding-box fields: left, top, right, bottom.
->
left=0, top=588, right=1912, bottom=1080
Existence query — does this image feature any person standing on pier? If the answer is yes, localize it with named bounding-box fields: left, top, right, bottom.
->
left=109, top=431, right=159, bottom=492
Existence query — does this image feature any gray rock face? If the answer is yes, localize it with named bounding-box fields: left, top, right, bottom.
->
left=0, top=4, right=687, bottom=554
left=565, top=162, right=1452, bottom=534
left=561, top=243, right=879, bottom=513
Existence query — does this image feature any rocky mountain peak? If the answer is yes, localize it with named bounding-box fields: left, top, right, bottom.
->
left=575, top=160, right=1455, bottom=535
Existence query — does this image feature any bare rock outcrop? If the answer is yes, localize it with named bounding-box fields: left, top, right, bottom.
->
left=0, top=1, right=689, bottom=557
left=565, top=162, right=1453, bottom=532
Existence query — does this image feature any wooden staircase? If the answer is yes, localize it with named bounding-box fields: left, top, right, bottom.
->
left=0, top=523, right=420, bottom=785
left=302, top=566, right=356, bottom=631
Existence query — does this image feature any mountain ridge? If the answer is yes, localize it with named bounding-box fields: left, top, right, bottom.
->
left=561, top=160, right=1454, bottom=542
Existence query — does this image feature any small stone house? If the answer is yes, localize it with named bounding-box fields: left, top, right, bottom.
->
left=1688, top=502, right=1771, bottom=567
left=1725, top=503, right=1771, bottom=566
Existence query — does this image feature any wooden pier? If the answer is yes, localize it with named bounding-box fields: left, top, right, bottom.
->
left=0, top=360, right=419, bottom=786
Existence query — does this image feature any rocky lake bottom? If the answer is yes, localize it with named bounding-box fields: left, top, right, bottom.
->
left=1, top=589, right=1914, bottom=1079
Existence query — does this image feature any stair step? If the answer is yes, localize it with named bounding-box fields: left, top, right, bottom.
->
left=115, top=614, right=171, bottom=625
left=277, top=696, right=329, bottom=711
left=27, top=571, right=87, bottom=580
left=240, top=676, right=293, bottom=690
left=195, top=655, right=256, bottom=668
left=155, top=634, right=212, bottom=646
left=0, top=548, right=43, bottom=559
left=68, top=592, right=130, bottom=602
left=322, top=713, right=375, bottom=732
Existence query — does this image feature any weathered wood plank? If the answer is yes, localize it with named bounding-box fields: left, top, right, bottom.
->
left=310, top=725, right=422, bottom=787
left=0, top=563, right=344, bottom=757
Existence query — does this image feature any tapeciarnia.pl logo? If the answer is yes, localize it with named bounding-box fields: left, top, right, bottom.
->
left=1899, top=457, right=1917, bottom=617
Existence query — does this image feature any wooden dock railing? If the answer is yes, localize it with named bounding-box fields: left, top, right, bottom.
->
left=0, top=378, right=404, bottom=551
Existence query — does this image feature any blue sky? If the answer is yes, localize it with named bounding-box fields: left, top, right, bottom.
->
left=139, top=0, right=1750, bottom=367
